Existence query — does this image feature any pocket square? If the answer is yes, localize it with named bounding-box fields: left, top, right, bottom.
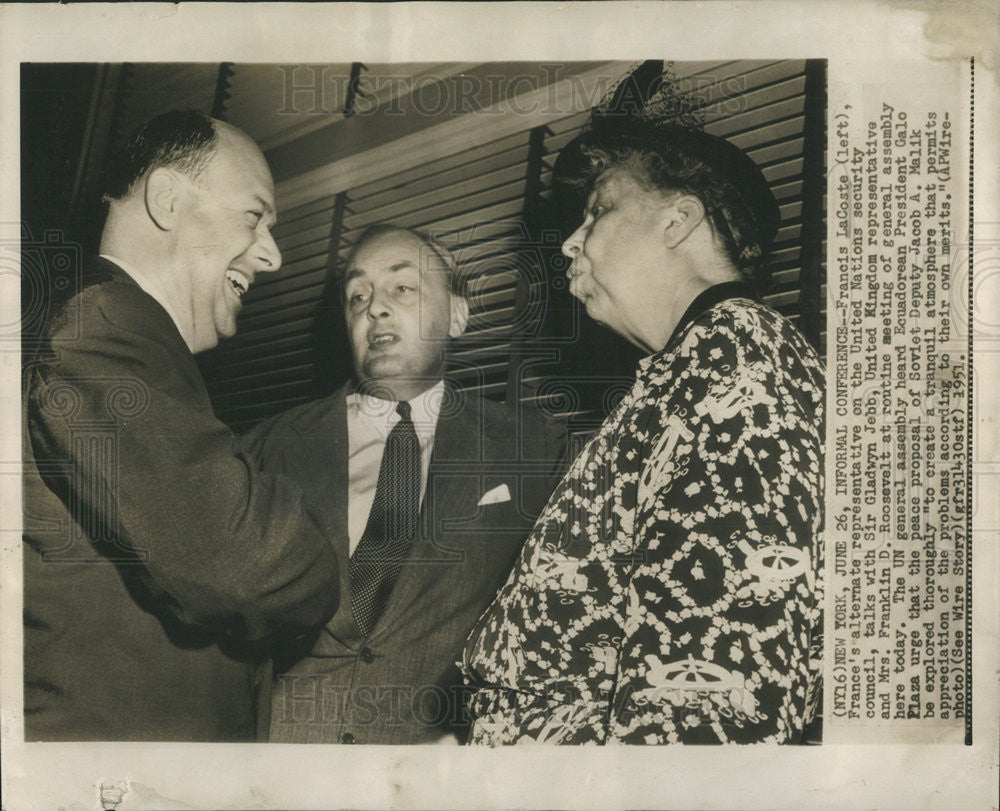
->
left=477, top=483, right=511, bottom=506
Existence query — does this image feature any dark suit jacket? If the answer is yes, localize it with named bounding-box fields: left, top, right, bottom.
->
left=22, top=259, right=340, bottom=741
left=242, top=381, right=566, bottom=744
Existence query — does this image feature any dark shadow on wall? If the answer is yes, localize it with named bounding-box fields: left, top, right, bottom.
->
left=20, top=64, right=105, bottom=351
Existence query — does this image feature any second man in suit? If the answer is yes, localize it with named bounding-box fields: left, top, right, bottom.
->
left=242, top=224, right=565, bottom=744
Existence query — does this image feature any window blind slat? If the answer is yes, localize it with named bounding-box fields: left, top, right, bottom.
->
left=175, top=60, right=823, bottom=428
left=349, top=147, right=533, bottom=214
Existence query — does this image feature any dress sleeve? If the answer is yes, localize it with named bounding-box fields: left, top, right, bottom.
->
left=608, top=310, right=824, bottom=743
left=26, top=308, right=341, bottom=641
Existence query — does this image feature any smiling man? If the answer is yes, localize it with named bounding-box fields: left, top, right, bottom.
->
left=22, top=111, right=341, bottom=741
left=241, top=224, right=566, bottom=744
left=100, top=112, right=281, bottom=353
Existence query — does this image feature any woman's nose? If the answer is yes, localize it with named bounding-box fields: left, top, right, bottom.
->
left=561, top=225, right=584, bottom=259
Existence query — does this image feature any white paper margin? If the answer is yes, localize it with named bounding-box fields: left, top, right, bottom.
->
left=1, top=3, right=997, bottom=809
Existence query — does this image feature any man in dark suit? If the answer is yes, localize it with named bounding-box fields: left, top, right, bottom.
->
left=242, top=224, right=565, bottom=744
left=22, top=111, right=341, bottom=741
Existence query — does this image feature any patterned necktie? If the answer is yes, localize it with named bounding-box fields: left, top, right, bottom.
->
left=350, top=400, right=421, bottom=637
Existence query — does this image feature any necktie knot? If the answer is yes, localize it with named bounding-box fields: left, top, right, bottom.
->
left=396, top=400, right=412, bottom=421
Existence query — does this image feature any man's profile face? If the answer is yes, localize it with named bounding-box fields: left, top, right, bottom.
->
left=343, top=229, right=466, bottom=402
left=174, top=124, right=282, bottom=353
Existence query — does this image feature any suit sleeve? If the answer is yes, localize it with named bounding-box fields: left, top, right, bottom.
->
left=26, top=306, right=340, bottom=641
left=608, top=315, right=823, bottom=744
left=237, top=411, right=283, bottom=469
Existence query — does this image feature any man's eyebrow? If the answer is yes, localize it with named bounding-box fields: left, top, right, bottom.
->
left=344, top=259, right=417, bottom=286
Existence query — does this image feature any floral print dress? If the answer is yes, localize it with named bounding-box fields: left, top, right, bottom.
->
left=462, top=285, right=825, bottom=744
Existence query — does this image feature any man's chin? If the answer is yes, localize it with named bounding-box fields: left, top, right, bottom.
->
left=196, top=322, right=235, bottom=354
left=360, top=356, right=406, bottom=385
left=191, top=335, right=220, bottom=355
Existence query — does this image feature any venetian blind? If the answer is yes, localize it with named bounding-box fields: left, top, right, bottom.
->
left=194, top=60, right=825, bottom=431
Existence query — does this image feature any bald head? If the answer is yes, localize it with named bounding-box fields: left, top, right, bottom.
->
left=104, top=110, right=226, bottom=203
left=213, top=119, right=271, bottom=168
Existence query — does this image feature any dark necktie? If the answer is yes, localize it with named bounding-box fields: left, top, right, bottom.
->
left=350, top=400, right=421, bottom=637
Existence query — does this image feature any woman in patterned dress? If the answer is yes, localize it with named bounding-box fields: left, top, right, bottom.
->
left=461, top=121, right=825, bottom=744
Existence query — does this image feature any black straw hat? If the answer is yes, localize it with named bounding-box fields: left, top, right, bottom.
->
left=555, top=118, right=781, bottom=254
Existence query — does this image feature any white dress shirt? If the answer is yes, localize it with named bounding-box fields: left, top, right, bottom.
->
left=346, top=380, right=445, bottom=556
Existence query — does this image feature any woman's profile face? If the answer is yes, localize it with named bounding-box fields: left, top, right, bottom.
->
left=560, top=168, right=672, bottom=352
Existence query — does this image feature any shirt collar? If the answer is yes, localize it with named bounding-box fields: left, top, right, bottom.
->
left=99, top=253, right=186, bottom=340
left=347, top=379, right=447, bottom=430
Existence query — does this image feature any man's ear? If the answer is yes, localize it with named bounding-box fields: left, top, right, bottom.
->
left=144, top=168, right=180, bottom=231
left=662, top=194, right=706, bottom=249
left=448, top=294, right=470, bottom=338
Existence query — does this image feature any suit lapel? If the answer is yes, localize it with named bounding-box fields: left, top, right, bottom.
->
left=422, top=397, right=489, bottom=533
left=314, top=385, right=363, bottom=645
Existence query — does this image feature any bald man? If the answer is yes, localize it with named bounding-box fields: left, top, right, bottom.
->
left=23, top=111, right=340, bottom=741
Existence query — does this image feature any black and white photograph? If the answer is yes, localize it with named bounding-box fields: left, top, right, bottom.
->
left=20, top=57, right=828, bottom=748
left=2, top=3, right=997, bottom=810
